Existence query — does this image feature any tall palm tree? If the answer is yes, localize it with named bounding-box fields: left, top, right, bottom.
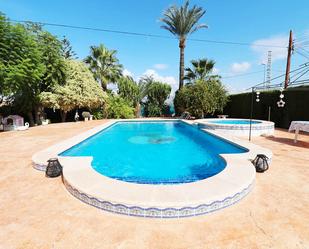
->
left=84, top=44, right=123, bottom=91
left=160, top=1, right=207, bottom=89
left=184, top=58, right=216, bottom=82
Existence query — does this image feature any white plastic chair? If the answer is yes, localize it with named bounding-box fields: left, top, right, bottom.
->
left=17, top=122, right=29, bottom=131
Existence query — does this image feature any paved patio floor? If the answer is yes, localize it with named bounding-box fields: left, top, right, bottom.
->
left=0, top=120, right=308, bottom=249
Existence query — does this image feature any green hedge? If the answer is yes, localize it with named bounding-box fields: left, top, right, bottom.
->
left=224, top=86, right=309, bottom=129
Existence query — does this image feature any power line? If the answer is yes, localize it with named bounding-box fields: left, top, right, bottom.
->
left=247, top=64, right=309, bottom=90
left=295, top=40, right=309, bottom=45
left=295, top=50, right=309, bottom=60
left=297, top=47, right=309, bottom=55
left=289, top=68, right=309, bottom=84
left=289, top=66, right=309, bottom=81
left=9, top=19, right=288, bottom=48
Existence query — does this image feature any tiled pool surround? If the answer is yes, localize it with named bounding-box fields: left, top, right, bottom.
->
left=32, top=119, right=272, bottom=218
left=197, top=118, right=275, bottom=137
left=63, top=177, right=254, bottom=218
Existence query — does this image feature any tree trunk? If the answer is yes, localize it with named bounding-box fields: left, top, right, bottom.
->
left=179, top=39, right=186, bottom=89
left=60, top=110, right=67, bottom=122
left=101, top=79, right=107, bottom=91
left=27, top=112, right=35, bottom=127
left=34, top=105, right=43, bottom=125
left=135, top=103, right=141, bottom=118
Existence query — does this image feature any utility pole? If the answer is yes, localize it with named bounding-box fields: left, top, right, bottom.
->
left=284, top=30, right=293, bottom=89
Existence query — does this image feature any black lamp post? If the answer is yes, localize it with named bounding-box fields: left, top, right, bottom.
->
left=249, top=87, right=260, bottom=141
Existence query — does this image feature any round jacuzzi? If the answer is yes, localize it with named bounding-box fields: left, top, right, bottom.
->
left=197, top=118, right=274, bottom=137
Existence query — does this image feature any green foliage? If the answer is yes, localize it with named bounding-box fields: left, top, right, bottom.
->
left=138, top=76, right=153, bottom=99
left=0, top=15, right=66, bottom=124
left=160, top=1, right=207, bottom=39
left=224, top=86, right=309, bottom=129
left=84, top=44, right=123, bottom=90
left=0, top=14, right=11, bottom=100
left=0, top=15, right=45, bottom=118
left=117, top=75, right=172, bottom=118
left=103, top=94, right=135, bottom=119
left=160, top=1, right=207, bottom=89
left=184, top=58, right=217, bottom=83
left=61, top=36, right=77, bottom=59
left=117, top=76, right=140, bottom=107
left=40, top=60, right=106, bottom=121
left=38, top=32, right=66, bottom=91
left=144, top=102, right=162, bottom=117
left=27, top=23, right=66, bottom=91
left=174, top=79, right=228, bottom=118
left=146, top=81, right=171, bottom=107
left=141, top=77, right=171, bottom=117
left=91, top=109, right=105, bottom=120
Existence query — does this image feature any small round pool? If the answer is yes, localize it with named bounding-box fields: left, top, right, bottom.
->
left=198, top=118, right=274, bottom=137
left=208, top=119, right=262, bottom=125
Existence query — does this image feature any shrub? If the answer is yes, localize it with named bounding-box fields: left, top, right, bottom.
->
left=174, top=79, right=228, bottom=118
left=91, top=109, right=104, bottom=120
left=142, top=79, right=171, bottom=117
left=104, top=95, right=135, bottom=119
left=143, top=102, right=162, bottom=117
left=82, top=111, right=91, bottom=119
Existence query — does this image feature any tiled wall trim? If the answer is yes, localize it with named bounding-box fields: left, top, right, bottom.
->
left=63, top=177, right=254, bottom=218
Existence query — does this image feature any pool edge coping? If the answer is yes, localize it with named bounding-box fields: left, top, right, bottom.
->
left=32, top=118, right=272, bottom=218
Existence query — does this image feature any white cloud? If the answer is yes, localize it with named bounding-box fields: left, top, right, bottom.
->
left=230, top=62, right=251, bottom=73
left=107, top=83, right=118, bottom=93
left=123, top=68, right=134, bottom=77
left=153, top=64, right=169, bottom=70
left=213, top=67, right=220, bottom=74
left=141, top=69, right=177, bottom=103
left=251, top=35, right=288, bottom=63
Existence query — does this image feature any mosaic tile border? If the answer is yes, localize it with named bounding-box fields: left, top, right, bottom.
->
left=63, top=177, right=254, bottom=218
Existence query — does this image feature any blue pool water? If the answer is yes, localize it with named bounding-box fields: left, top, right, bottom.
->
left=60, top=121, right=248, bottom=184
left=208, top=119, right=262, bottom=125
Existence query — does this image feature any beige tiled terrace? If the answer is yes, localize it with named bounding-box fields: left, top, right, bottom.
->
left=0, top=120, right=308, bottom=249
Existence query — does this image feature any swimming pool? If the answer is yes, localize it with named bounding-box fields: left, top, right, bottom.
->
left=198, top=118, right=275, bottom=137
left=60, top=121, right=247, bottom=184
left=32, top=119, right=272, bottom=218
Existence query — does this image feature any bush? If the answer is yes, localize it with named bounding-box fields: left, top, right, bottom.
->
left=82, top=111, right=91, bottom=119
left=91, top=109, right=104, bottom=120
left=174, top=79, right=228, bottom=118
left=142, top=80, right=171, bottom=117
left=143, top=102, right=162, bottom=117
left=162, top=104, right=173, bottom=116
left=104, top=95, right=135, bottom=119
left=224, top=86, right=309, bottom=128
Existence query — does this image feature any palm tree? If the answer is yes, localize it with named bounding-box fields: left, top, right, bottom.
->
left=184, top=58, right=216, bottom=82
left=84, top=44, right=123, bottom=91
left=160, top=1, right=207, bottom=89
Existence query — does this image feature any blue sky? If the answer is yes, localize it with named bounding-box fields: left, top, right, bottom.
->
left=1, top=0, right=308, bottom=95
